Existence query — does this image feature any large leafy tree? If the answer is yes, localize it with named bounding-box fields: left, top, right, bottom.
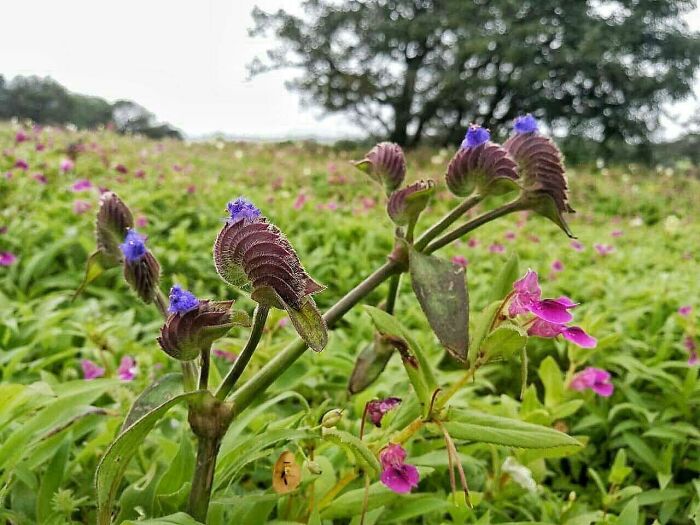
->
left=250, top=0, right=700, bottom=149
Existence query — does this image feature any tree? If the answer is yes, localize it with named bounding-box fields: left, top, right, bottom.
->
left=250, top=0, right=700, bottom=150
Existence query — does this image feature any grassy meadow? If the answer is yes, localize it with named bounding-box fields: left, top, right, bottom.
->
left=0, top=123, right=699, bottom=524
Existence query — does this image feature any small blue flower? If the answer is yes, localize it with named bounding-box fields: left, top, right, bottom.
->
left=227, top=197, right=261, bottom=223
left=514, top=114, right=539, bottom=134
left=461, top=125, right=491, bottom=149
left=120, top=229, right=147, bottom=263
left=168, top=285, right=199, bottom=314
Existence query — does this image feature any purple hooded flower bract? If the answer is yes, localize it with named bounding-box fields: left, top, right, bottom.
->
left=379, top=444, right=420, bottom=494
left=513, top=114, right=539, bottom=134
left=119, top=229, right=147, bottom=263
left=569, top=367, right=614, bottom=397
left=81, top=359, right=105, bottom=380
left=366, top=397, right=401, bottom=427
left=117, top=356, right=137, bottom=381
left=168, top=285, right=200, bottom=314
left=227, top=197, right=261, bottom=223
left=461, top=125, right=490, bottom=148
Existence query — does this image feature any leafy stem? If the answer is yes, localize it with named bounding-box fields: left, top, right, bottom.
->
left=413, top=193, right=482, bottom=251
left=215, top=305, right=270, bottom=400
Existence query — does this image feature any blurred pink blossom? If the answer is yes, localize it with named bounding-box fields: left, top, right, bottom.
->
left=33, top=173, right=48, bottom=184
left=570, top=240, right=584, bottom=252
left=451, top=255, right=469, bottom=268
left=678, top=305, right=692, bottom=316
left=0, top=252, right=17, bottom=266
left=489, top=242, right=505, bottom=254
left=81, top=359, right=105, bottom=380
left=135, top=215, right=148, bottom=228
left=71, top=179, right=92, bottom=192
left=60, top=159, right=75, bottom=173
left=117, top=356, right=137, bottom=381
left=551, top=260, right=564, bottom=272
left=594, top=244, right=615, bottom=256
left=14, top=159, right=28, bottom=170
left=213, top=349, right=237, bottom=362
left=293, top=193, right=308, bottom=210
left=73, top=200, right=92, bottom=214
left=569, top=367, right=613, bottom=397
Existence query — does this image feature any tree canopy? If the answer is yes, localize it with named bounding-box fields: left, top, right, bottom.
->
left=251, top=0, right=700, bottom=151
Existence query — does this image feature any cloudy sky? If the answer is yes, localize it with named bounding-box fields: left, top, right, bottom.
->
left=2, top=1, right=698, bottom=140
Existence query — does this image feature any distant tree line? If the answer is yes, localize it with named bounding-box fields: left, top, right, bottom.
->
left=0, top=75, right=182, bottom=140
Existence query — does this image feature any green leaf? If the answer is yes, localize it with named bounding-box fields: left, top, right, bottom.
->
left=617, top=498, right=639, bottom=525
left=283, top=296, right=328, bottom=352
left=381, top=496, right=451, bottom=522
left=364, top=306, right=437, bottom=416
left=36, top=435, right=71, bottom=522
left=347, top=334, right=395, bottom=395
left=122, top=513, right=203, bottom=525
left=95, top=389, right=207, bottom=525
left=609, top=449, right=632, bottom=486
left=538, top=356, right=565, bottom=407
left=491, top=253, right=519, bottom=301
left=409, top=248, right=469, bottom=363
left=322, top=427, right=381, bottom=474
left=73, top=251, right=107, bottom=299
left=122, top=373, right=183, bottom=431
left=445, top=408, right=581, bottom=449
left=480, top=322, right=527, bottom=361
left=468, top=301, right=502, bottom=367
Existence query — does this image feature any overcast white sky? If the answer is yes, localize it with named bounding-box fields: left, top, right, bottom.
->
left=1, top=1, right=698, bottom=140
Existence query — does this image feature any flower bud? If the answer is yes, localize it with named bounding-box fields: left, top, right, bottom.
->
left=158, top=299, right=237, bottom=360
left=120, top=229, right=161, bottom=304
left=387, top=180, right=435, bottom=226
left=96, top=191, right=134, bottom=266
left=503, top=130, right=575, bottom=237
left=353, top=142, right=406, bottom=194
left=446, top=142, right=519, bottom=197
left=321, top=408, right=343, bottom=428
left=305, top=460, right=323, bottom=475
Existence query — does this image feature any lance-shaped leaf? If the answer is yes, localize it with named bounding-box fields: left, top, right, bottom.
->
left=445, top=408, right=582, bottom=449
left=446, top=142, right=519, bottom=197
left=353, top=142, right=406, bottom=194
left=96, top=389, right=207, bottom=525
left=468, top=301, right=503, bottom=367
left=121, top=373, right=183, bottom=431
left=322, top=427, right=381, bottom=474
left=503, top=132, right=575, bottom=237
left=479, top=322, right=527, bottom=362
left=386, top=180, right=435, bottom=227
left=347, top=333, right=396, bottom=395
left=409, top=248, right=469, bottom=363
left=365, top=306, right=437, bottom=417
left=490, top=253, right=520, bottom=301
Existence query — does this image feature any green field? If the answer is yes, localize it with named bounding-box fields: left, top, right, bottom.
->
left=1, top=123, right=699, bottom=524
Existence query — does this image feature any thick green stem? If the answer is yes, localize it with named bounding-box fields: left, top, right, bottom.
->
left=187, top=435, right=222, bottom=522
left=228, top=260, right=400, bottom=414
left=424, top=199, right=525, bottom=254
left=385, top=274, right=401, bottom=315
left=413, top=194, right=482, bottom=252
left=215, top=306, right=270, bottom=400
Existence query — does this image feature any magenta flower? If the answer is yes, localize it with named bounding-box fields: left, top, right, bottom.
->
left=0, top=252, right=17, bottom=266
left=81, top=359, right=105, bottom=380
left=35, top=143, right=45, bottom=152
left=467, top=238, right=479, bottom=248
left=71, top=179, right=92, bottom=192
left=688, top=350, right=699, bottom=367
left=451, top=255, right=468, bottom=268
left=366, top=397, right=401, bottom=427
left=135, top=215, right=148, bottom=228
left=14, top=159, right=28, bottom=170
left=489, top=242, right=505, bottom=254
left=504, top=231, right=517, bottom=241
left=135, top=169, right=146, bottom=179
left=115, top=163, right=128, bottom=174
left=508, top=271, right=575, bottom=324
left=569, top=367, right=613, bottom=397
left=293, top=193, right=308, bottom=210
left=594, top=244, right=615, bottom=256
left=73, top=200, right=92, bottom=214
left=379, top=444, right=420, bottom=494
left=528, top=318, right=597, bottom=348
left=213, top=349, right=237, bottom=362
left=678, top=305, right=692, bottom=316
left=551, top=260, right=564, bottom=272
left=611, top=230, right=623, bottom=238
left=117, top=356, right=137, bottom=381
left=60, top=159, right=75, bottom=173
left=33, top=173, right=48, bottom=184
left=15, top=131, right=28, bottom=143
left=187, top=184, right=196, bottom=194
left=570, top=240, right=584, bottom=252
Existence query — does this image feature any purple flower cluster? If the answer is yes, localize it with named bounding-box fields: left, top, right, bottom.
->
left=514, top=114, right=539, bottom=134
left=168, top=285, right=200, bottom=314
left=366, top=397, right=401, bottom=427
left=461, top=124, right=490, bottom=148
left=119, top=229, right=147, bottom=263
left=509, top=270, right=596, bottom=348
left=569, top=367, right=613, bottom=397
left=227, top=197, right=261, bottom=223
left=379, top=444, right=420, bottom=494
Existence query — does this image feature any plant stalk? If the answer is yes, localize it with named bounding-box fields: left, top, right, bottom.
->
left=215, top=305, right=270, bottom=400
left=384, top=273, right=401, bottom=315
left=424, top=199, right=524, bottom=254
left=413, top=194, right=482, bottom=251
left=187, top=435, right=222, bottom=522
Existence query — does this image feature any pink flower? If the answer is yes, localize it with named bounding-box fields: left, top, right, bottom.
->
left=14, top=159, right=28, bottom=170
left=117, top=356, right=137, bottom=381
left=379, top=444, right=420, bottom=494
left=504, top=231, right=517, bottom=241
left=611, top=230, right=623, bottom=238
left=33, top=173, right=48, bottom=184
left=35, top=143, right=45, bottom=152
left=489, top=242, right=505, bottom=254
left=508, top=271, right=576, bottom=324
left=594, top=244, right=615, bottom=256
left=451, top=255, right=468, bottom=268
left=73, top=200, right=92, bottom=214
left=361, top=197, right=376, bottom=210
left=115, top=163, right=128, bottom=174
left=15, top=131, right=28, bottom=143
left=570, top=240, right=584, bottom=252
left=60, top=159, right=75, bottom=173
left=551, top=260, right=564, bottom=272
left=293, top=193, right=308, bottom=210
left=0, top=252, right=17, bottom=266
left=528, top=318, right=597, bottom=348
left=325, top=202, right=338, bottom=211
left=172, top=163, right=183, bottom=172
left=71, top=179, right=92, bottom=192
left=213, top=349, right=237, bottom=362
left=278, top=317, right=290, bottom=329
left=135, top=215, right=148, bottom=228
left=0, top=226, right=7, bottom=234
left=366, top=397, right=401, bottom=427
left=569, top=367, right=614, bottom=397
left=688, top=351, right=699, bottom=367
left=187, top=185, right=196, bottom=194
left=678, top=305, right=692, bottom=316
left=467, top=238, right=479, bottom=248
left=81, top=359, right=105, bottom=380
left=134, top=169, right=146, bottom=179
